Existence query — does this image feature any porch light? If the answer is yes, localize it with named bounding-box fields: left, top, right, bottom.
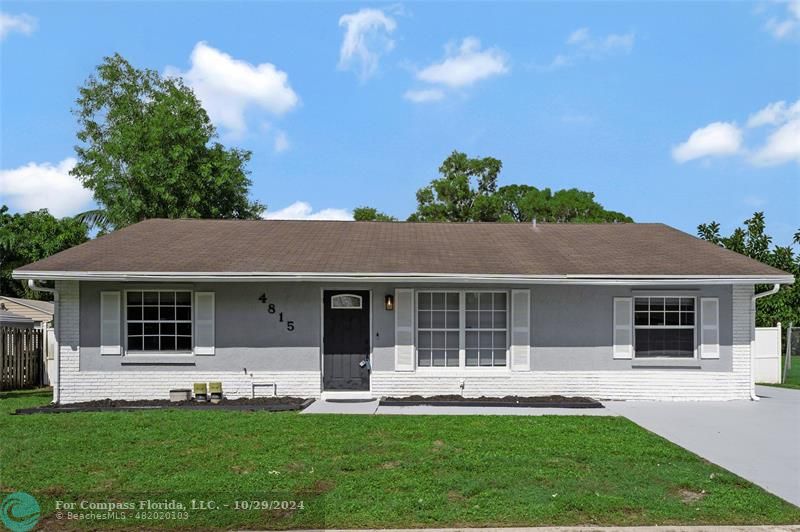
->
left=384, top=294, right=394, bottom=311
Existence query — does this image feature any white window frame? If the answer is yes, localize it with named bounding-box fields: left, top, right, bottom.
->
left=124, top=289, right=194, bottom=356
left=633, top=295, right=697, bottom=360
left=415, top=289, right=510, bottom=371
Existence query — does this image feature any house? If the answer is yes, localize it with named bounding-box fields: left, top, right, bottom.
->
left=0, top=296, right=54, bottom=328
left=12, top=219, right=793, bottom=404
left=0, top=308, right=35, bottom=328
left=0, top=296, right=57, bottom=384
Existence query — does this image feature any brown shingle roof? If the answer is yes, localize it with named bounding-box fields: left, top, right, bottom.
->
left=13, top=219, right=792, bottom=280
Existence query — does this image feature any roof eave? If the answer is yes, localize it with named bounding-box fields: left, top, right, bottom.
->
left=12, top=270, right=795, bottom=285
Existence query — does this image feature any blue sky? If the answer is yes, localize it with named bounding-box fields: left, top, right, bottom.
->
left=1, top=1, right=798, bottom=244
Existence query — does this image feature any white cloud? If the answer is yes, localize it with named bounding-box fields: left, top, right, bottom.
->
left=764, top=0, right=800, bottom=39
left=263, top=201, right=353, bottom=221
left=750, top=118, right=800, bottom=166
left=747, top=99, right=800, bottom=128
left=166, top=42, right=299, bottom=135
left=403, top=88, right=445, bottom=103
left=747, top=99, right=800, bottom=166
left=0, top=158, right=94, bottom=217
left=543, top=28, right=635, bottom=70
left=672, top=122, right=743, bottom=163
left=0, top=12, right=36, bottom=40
left=416, top=37, right=509, bottom=88
left=672, top=99, right=800, bottom=167
left=273, top=130, right=290, bottom=153
left=338, top=8, right=397, bottom=80
left=567, top=28, right=590, bottom=45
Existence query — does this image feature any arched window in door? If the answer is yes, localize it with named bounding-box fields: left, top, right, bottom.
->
left=330, top=294, right=363, bottom=309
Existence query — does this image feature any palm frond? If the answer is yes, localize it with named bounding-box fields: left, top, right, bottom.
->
left=75, top=209, right=111, bottom=231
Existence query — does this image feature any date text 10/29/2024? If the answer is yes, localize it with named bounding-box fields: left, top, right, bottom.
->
left=55, top=499, right=307, bottom=512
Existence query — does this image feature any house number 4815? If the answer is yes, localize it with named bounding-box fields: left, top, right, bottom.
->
left=258, top=293, right=295, bottom=332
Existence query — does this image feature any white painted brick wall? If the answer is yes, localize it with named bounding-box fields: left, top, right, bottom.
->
left=373, top=285, right=756, bottom=401
left=54, top=281, right=320, bottom=404
left=53, top=281, right=756, bottom=403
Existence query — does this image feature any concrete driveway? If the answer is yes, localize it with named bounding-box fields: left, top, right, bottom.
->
left=605, top=385, right=800, bottom=507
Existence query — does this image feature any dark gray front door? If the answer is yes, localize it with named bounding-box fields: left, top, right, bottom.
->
left=323, top=290, right=370, bottom=391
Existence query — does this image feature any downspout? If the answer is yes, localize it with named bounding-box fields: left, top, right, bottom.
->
left=28, top=280, right=59, bottom=404
left=750, top=283, right=781, bottom=401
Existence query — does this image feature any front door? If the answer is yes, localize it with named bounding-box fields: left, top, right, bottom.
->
left=323, top=290, right=370, bottom=391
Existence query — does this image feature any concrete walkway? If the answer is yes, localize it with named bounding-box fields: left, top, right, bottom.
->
left=605, top=385, right=800, bottom=507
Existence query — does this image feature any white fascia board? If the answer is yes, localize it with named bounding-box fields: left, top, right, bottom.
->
left=11, top=270, right=796, bottom=285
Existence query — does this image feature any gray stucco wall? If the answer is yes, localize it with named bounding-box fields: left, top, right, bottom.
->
left=530, top=285, right=732, bottom=372
left=78, top=281, right=732, bottom=373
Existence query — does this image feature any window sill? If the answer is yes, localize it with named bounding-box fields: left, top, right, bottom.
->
left=631, top=359, right=702, bottom=369
left=121, top=352, right=196, bottom=366
left=414, top=367, right=511, bottom=376
left=121, top=358, right=197, bottom=367
left=125, top=352, right=194, bottom=357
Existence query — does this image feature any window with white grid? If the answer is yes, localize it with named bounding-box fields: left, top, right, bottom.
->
left=416, top=292, right=460, bottom=367
left=126, top=290, right=192, bottom=352
left=465, top=292, right=507, bottom=367
left=634, top=296, right=695, bottom=358
left=416, top=291, right=508, bottom=368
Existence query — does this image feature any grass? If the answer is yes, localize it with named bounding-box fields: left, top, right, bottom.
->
left=759, top=355, right=800, bottom=390
left=1, top=389, right=798, bottom=530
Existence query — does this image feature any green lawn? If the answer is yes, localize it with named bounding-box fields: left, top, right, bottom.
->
left=759, top=355, right=800, bottom=390
left=1, top=389, right=798, bottom=530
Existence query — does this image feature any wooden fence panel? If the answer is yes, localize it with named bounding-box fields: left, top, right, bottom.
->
left=0, top=327, right=43, bottom=390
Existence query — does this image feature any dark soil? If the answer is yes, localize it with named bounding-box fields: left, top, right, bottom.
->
left=13, top=396, right=313, bottom=415
left=63, top=396, right=308, bottom=408
left=379, top=394, right=602, bottom=408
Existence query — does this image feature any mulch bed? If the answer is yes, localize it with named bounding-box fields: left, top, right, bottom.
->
left=379, top=394, right=603, bottom=408
left=13, top=397, right=314, bottom=415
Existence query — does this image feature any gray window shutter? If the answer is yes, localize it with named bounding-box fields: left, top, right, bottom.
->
left=700, top=297, right=719, bottom=359
left=100, top=291, right=121, bottom=355
left=394, top=288, right=415, bottom=371
left=194, top=292, right=215, bottom=355
left=510, top=289, right=531, bottom=371
left=613, top=297, right=633, bottom=359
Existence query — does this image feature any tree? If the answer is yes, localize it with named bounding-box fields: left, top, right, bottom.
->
left=408, top=150, right=632, bottom=223
left=71, top=54, right=263, bottom=231
left=409, top=151, right=503, bottom=222
left=0, top=206, right=88, bottom=299
left=698, top=212, right=800, bottom=329
left=353, top=207, right=397, bottom=221
left=494, top=185, right=632, bottom=223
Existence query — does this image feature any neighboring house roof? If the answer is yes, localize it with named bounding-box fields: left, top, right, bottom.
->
left=12, top=219, right=794, bottom=284
left=0, top=308, right=35, bottom=327
left=0, top=296, right=54, bottom=322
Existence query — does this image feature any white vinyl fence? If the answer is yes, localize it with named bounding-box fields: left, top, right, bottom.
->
left=754, top=324, right=781, bottom=384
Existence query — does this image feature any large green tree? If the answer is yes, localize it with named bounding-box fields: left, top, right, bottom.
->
left=494, top=185, right=631, bottom=223
left=0, top=206, right=88, bottom=299
left=698, top=212, right=800, bottom=329
left=404, top=150, right=631, bottom=223
left=408, top=151, right=503, bottom=222
left=71, top=54, right=263, bottom=231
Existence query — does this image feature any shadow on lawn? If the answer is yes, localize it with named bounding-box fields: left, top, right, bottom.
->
left=0, top=388, right=52, bottom=400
